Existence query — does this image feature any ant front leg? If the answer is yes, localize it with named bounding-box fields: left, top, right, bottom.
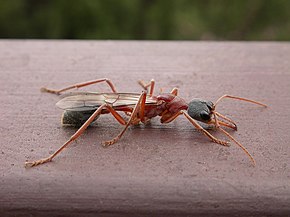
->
left=41, top=78, right=117, bottom=95
left=160, top=111, right=229, bottom=146
left=182, top=111, right=229, bottom=146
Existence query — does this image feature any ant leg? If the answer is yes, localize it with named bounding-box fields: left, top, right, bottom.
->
left=25, top=104, right=107, bottom=167
left=103, top=91, right=147, bottom=146
left=214, top=94, right=267, bottom=109
left=211, top=119, right=237, bottom=130
left=138, top=91, right=147, bottom=123
left=160, top=111, right=182, bottom=123
left=218, top=127, right=256, bottom=166
left=161, top=111, right=228, bottom=146
left=138, top=80, right=147, bottom=90
left=182, top=111, right=229, bottom=146
left=207, top=111, right=237, bottom=130
left=211, top=112, right=255, bottom=166
left=25, top=104, right=127, bottom=167
left=104, top=106, right=127, bottom=125
left=214, top=111, right=237, bottom=130
left=41, top=78, right=117, bottom=95
left=170, top=88, right=178, bottom=96
left=169, top=111, right=254, bottom=165
left=138, top=79, right=155, bottom=97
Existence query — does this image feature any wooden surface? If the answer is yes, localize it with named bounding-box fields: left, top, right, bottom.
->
left=0, top=40, right=289, bottom=216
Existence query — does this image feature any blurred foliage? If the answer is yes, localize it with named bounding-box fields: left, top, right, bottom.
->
left=0, top=0, right=290, bottom=40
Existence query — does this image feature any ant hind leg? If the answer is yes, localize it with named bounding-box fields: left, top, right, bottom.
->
left=41, top=78, right=117, bottom=95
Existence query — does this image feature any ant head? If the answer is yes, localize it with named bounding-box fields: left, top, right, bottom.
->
left=187, top=99, right=214, bottom=123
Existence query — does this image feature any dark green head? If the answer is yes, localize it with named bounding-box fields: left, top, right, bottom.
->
left=187, top=99, right=214, bottom=123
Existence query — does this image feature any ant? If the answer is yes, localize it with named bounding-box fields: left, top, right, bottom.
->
left=25, top=78, right=267, bottom=167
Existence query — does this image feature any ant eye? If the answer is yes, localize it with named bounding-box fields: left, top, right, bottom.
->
left=200, top=111, right=211, bottom=121
left=206, top=101, right=214, bottom=111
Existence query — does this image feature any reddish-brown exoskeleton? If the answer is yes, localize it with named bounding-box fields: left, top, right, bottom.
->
left=25, top=78, right=267, bottom=167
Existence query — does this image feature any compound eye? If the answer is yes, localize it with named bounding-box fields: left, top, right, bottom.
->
left=200, top=111, right=211, bottom=121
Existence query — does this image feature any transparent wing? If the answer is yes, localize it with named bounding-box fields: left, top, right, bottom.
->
left=56, top=92, right=157, bottom=111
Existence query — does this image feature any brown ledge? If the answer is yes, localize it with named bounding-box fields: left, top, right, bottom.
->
left=0, top=40, right=289, bottom=216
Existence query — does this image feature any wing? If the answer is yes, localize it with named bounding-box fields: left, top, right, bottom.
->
left=56, top=92, right=157, bottom=111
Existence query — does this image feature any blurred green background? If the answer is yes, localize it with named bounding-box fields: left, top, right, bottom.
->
left=1, top=0, right=290, bottom=40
